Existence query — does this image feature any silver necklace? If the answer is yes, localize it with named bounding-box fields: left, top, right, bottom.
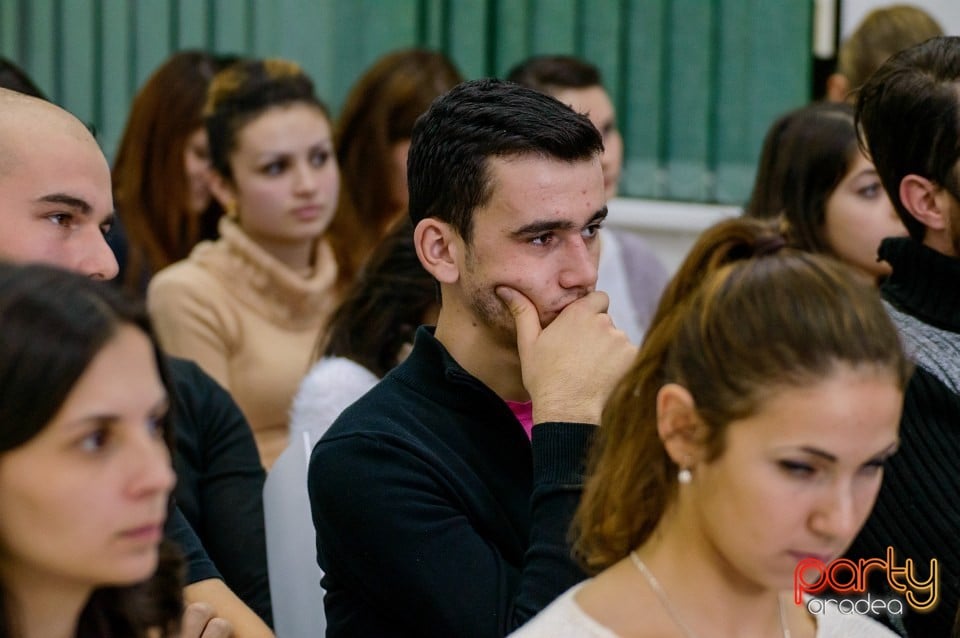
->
left=629, top=551, right=792, bottom=638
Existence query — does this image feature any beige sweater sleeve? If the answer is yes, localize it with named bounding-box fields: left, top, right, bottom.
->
left=147, top=263, right=236, bottom=390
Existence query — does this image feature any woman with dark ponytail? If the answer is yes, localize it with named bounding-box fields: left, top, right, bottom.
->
left=512, top=217, right=910, bottom=637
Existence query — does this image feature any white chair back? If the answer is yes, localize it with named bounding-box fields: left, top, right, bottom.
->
left=263, top=430, right=326, bottom=638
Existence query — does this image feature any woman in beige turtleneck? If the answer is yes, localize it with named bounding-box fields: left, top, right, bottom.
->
left=148, top=58, right=344, bottom=469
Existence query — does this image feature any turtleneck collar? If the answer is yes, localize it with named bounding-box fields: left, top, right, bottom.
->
left=879, top=236, right=960, bottom=333
left=189, top=217, right=339, bottom=328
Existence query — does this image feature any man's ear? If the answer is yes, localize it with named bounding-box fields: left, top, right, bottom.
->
left=656, top=383, right=704, bottom=468
left=825, top=73, right=851, bottom=103
left=900, top=174, right=948, bottom=233
left=208, top=171, right=237, bottom=212
left=414, top=218, right=460, bottom=284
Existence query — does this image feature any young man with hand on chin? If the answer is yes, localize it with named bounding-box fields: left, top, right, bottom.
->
left=309, top=78, right=637, bottom=638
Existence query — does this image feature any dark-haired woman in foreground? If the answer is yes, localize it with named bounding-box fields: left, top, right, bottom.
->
left=0, top=263, right=182, bottom=638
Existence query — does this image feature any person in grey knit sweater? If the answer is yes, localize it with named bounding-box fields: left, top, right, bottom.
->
left=844, top=35, right=960, bottom=637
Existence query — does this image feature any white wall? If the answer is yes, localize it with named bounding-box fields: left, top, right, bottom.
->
left=607, top=198, right=739, bottom=275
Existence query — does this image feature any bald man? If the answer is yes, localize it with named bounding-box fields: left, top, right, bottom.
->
left=0, top=88, right=273, bottom=638
left=0, top=90, right=117, bottom=278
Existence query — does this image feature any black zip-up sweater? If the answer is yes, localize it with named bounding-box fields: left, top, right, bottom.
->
left=308, top=327, right=595, bottom=637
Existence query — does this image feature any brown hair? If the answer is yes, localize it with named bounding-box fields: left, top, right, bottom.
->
left=838, top=4, right=943, bottom=96
left=316, top=217, right=436, bottom=378
left=204, top=58, right=330, bottom=180
left=572, top=217, right=911, bottom=572
left=329, top=48, right=462, bottom=281
left=113, top=50, right=238, bottom=293
left=744, top=102, right=859, bottom=255
left=505, top=54, right=603, bottom=92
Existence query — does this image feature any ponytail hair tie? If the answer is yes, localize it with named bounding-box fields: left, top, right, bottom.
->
left=755, top=234, right=787, bottom=257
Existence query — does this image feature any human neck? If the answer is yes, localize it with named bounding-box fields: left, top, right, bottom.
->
left=242, top=227, right=318, bottom=273
left=628, top=506, right=802, bottom=638
left=922, top=229, right=958, bottom=258
left=433, top=307, right=526, bottom=401
left=2, top=566, right=90, bottom=638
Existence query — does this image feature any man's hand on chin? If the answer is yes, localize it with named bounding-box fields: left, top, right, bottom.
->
left=496, top=286, right=637, bottom=425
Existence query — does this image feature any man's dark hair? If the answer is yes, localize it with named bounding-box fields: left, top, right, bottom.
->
left=855, top=35, right=960, bottom=241
left=407, top=77, right=603, bottom=241
left=505, top=54, right=602, bottom=92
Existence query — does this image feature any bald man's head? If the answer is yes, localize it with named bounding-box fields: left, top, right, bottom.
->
left=0, top=88, right=118, bottom=279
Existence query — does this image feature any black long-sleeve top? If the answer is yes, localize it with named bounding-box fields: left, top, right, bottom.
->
left=309, top=327, right=594, bottom=637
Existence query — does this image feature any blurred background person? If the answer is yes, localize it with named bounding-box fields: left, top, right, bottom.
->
left=507, top=54, right=667, bottom=344
left=112, top=50, right=240, bottom=294
left=0, top=263, right=184, bottom=638
left=744, top=101, right=906, bottom=284
left=825, top=3, right=943, bottom=103
left=329, top=48, right=463, bottom=281
left=148, top=58, right=343, bottom=469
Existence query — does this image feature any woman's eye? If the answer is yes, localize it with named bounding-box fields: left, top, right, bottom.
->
left=859, top=458, right=887, bottom=476
left=78, top=428, right=109, bottom=453
left=779, top=459, right=816, bottom=478
left=858, top=183, right=882, bottom=198
left=147, top=414, right=166, bottom=438
left=310, top=150, right=331, bottom=167
left=262, top=160, right=286, bottom=176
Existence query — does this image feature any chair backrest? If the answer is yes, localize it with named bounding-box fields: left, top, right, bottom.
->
left=263, top=430, right=327, bottom=638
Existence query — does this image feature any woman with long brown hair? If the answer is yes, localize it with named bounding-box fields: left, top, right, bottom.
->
left=744, top=102, right=906, bottom=285
left=329, top=48, right=462, bottom=280
left=112, top=50, right=238, bottom=293
left=513, top=218, right=910, bottom=637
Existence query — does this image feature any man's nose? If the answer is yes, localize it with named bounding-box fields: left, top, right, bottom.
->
left=558, top=235, right=598, bottom=290
left=79, top=226, right=120, bottom=281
